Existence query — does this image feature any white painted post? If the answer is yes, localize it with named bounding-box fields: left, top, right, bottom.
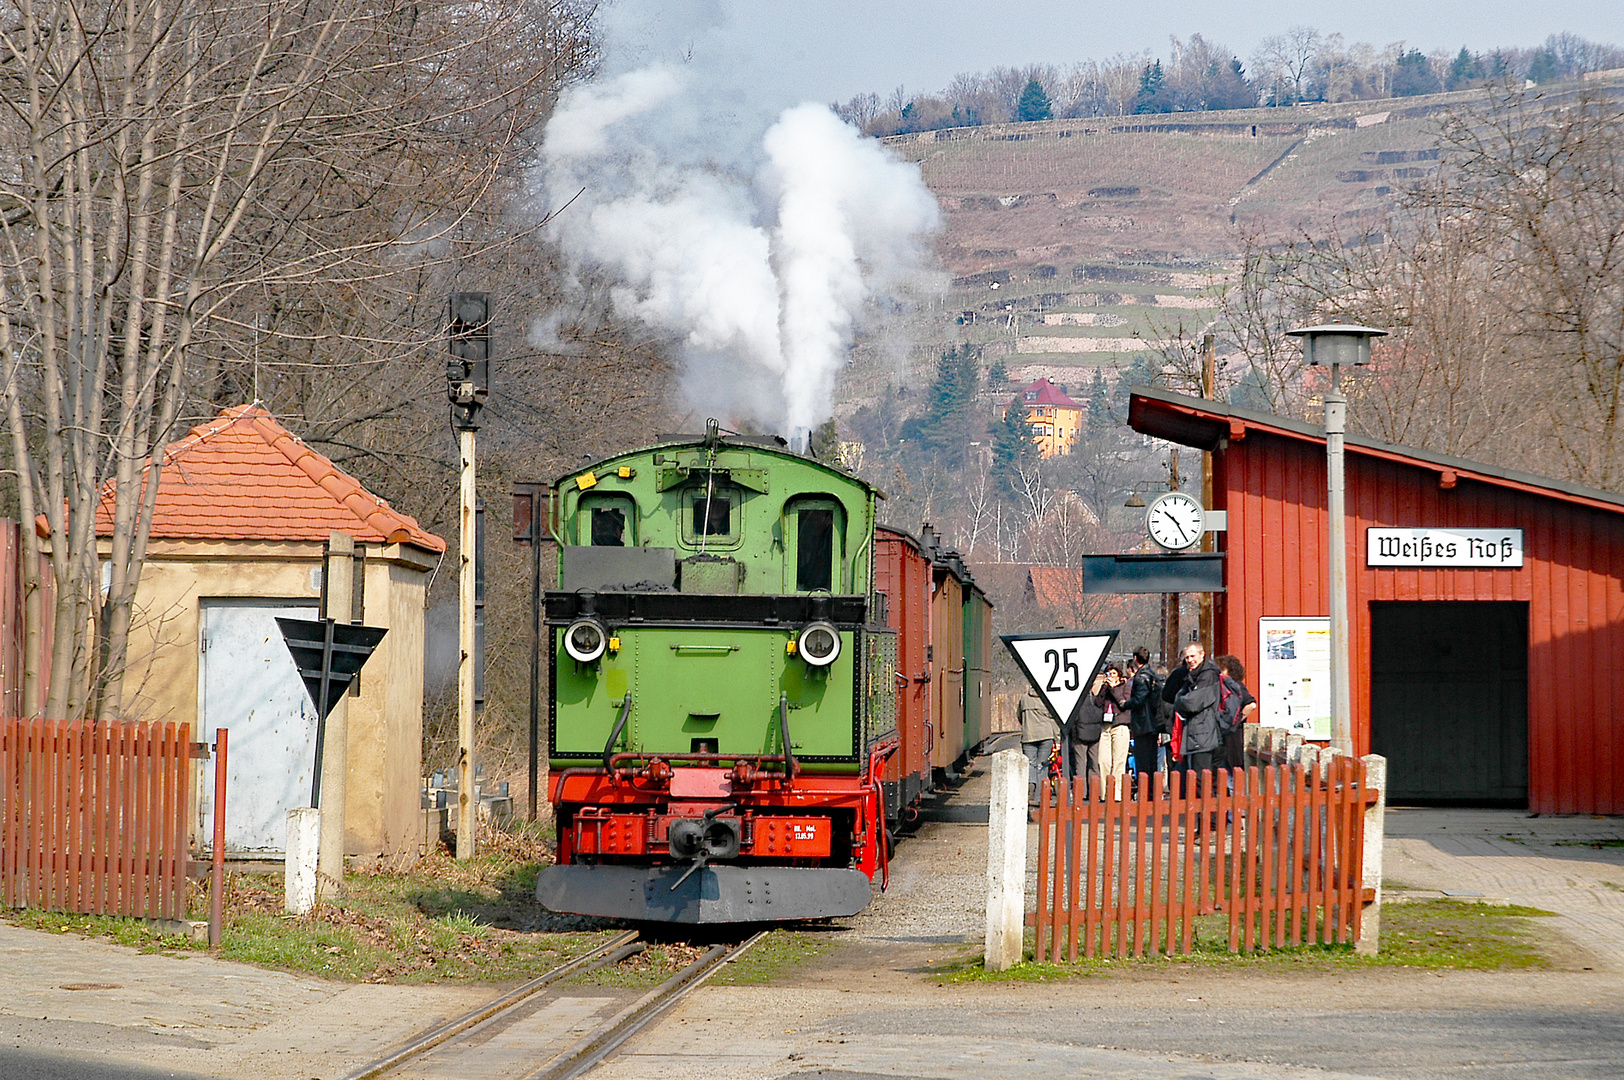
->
left=984, top=748, right=1027, bottom=971
left=318, top=531, right=353, bottom=899
left=285, top=808, right=320, bottom=915
left=1357, top=753, right=1387, bottom=955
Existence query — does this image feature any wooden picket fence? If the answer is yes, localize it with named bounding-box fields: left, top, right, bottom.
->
left=1033, top=757, right=1373, bottom=960
left=0, top=719, right=196, bottom=921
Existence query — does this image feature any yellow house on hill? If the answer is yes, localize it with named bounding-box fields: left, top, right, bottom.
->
left=1009, top=378, right=1084, bottom=457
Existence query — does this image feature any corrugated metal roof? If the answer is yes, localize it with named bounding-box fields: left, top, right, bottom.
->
left=1128, top=386, right=1624, bottom=515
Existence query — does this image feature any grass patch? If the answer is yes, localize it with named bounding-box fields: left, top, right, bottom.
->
left=931, top=900, right=1559, bottom=983
left=4, top=909, right=204, bottom=956
left=710, top=932, right=833, bottom=986
left=1553, top=838, right=1624, bottom=849
left=0, top=824, right=629, bottom=986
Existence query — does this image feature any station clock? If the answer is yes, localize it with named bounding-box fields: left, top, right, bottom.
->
left=1145, top=490, right=1205, bottom=551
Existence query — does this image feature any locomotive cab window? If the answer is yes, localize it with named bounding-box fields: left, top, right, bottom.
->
left=785, top=498, right=844, bottom=592
left=579, top=494, right=636, bottom=546
left=682, top=484, right=741, bottom=548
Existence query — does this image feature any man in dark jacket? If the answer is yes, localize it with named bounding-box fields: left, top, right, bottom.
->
left=1165, top=641, right=1224, bottom=784
left=1124, top=647, right=1168, bottom=783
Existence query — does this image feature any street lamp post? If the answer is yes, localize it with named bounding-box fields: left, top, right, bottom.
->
left=1286, top=324, right=1386, bottom=757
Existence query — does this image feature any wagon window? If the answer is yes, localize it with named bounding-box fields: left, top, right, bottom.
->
left=797, top=508, right=834, bottom=592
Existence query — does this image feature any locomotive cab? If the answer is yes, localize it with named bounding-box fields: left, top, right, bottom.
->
left=535, top=426, right=898, bottom=923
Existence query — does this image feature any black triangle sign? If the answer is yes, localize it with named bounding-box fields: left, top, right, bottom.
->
left=1000, top=629, right=1119, bottom=722
left=276, top=617, right=389, bottom=721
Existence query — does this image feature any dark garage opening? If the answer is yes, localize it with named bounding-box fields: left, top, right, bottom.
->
left=1370, top=600, right=1529, bottom=806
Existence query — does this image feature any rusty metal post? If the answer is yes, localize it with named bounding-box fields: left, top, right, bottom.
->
left=1164, top=449, right=1182, bottom=662
left=209, top=728, right=227, bottom=948
left=1199, top=334, right=1216, bottom=652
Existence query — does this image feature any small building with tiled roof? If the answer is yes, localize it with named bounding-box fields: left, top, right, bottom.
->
left=1007, top=377, right=1084, bottom=458
left=111, top=404, right=443, bottom=863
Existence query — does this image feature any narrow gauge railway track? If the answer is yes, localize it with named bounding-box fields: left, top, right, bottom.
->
left=343, top=929, right=768, bottom=1080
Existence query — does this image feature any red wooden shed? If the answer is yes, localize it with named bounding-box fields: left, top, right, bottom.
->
left=1130, top=387, right=1624, bottom=814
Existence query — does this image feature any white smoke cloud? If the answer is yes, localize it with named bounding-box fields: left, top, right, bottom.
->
left=538, top=10, right=939, bottom=437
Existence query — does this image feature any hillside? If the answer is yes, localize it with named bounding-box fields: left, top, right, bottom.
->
left=839, top=74, right=1624, bottom=400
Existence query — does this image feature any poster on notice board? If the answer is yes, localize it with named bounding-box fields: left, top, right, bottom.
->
left=1257, top=617, right=1331, bottom=741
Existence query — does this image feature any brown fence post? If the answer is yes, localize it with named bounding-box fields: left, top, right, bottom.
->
left=1357, top=753, right=1386, bottom=955
left=209, top=729, right=228, bottom=948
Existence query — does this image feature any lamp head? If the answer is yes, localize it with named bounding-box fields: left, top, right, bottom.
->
left=1287, top=323, right=1387, bottom=367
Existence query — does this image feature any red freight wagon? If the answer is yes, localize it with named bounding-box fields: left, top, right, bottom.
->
left=875, top=527, right=933, bottom=820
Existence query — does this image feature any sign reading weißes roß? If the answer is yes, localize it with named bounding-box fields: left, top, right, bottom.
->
left=1366, top=528, right=1523, bottom=568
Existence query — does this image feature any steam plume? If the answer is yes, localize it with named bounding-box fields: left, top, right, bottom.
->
left=539, top=13, right=939, bottom=436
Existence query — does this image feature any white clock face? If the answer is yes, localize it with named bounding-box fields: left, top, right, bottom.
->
left=1146, top=492, right=1204, bottom=551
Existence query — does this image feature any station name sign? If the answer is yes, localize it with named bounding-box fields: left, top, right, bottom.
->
left=1366, top=528, right=1523, bottom=568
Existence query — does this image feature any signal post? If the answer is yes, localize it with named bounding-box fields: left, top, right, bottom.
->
left=447, top=293, right=491, bottom=859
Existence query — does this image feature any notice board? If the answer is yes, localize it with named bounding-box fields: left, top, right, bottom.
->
left=1257, top=617, right=1330, bottom=741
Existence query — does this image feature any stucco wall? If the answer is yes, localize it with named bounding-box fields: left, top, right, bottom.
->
left=119, top=538, right=434, bottom=860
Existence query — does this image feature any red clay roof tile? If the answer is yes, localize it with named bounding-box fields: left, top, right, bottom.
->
left=94, top=404, right=445, bottom=553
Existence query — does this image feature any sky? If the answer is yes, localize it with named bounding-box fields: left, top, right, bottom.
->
left=645, top=1, right=1624, bottom=103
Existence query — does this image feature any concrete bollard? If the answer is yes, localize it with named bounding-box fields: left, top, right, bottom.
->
left=285, top=808, right=320, bottom=915
left=984, top=748, right=1027, bottom=971
left=1357, top=754, right=1387, bottom=955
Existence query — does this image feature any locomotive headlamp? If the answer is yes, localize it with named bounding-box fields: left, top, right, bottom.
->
left=563, top=618, right=609, bottom=663
left=797, top=621, right=841, bottom=667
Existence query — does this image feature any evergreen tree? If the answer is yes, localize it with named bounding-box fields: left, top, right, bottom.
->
left=1016, top=79, right=1052, bottom=122
left=1088, top=369, right=1109, bottom=427
left=1527, top=48, right=1560, bottom=85
left=905, top=344, right=981, bottom=467
left=989, top=395, right=1035, bottom=494
left=1392, top=49, right=1442, bottom=96
left=987, top=359, right=1009, bottom=387
left=1134, top=61, right=1171, bottom=114
left=1446, top=47, right=1484, bottom=90
left=1207, top=58, right=1255, bottom=111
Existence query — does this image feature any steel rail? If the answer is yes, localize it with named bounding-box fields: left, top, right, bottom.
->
left=340, top=929, right=641, bottom=1080
left=525, top=930, right=770, bottom=1080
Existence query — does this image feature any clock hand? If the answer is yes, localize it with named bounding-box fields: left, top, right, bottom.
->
left=1171, top=518, right=1190, bottom=544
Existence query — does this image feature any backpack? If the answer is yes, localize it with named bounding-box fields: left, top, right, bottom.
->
left=1151, top=672, right=1175, bottom=734
left=1217, top=675, right=1244, bottom=735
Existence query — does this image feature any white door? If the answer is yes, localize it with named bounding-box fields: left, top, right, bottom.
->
left=199, top=600, right=320, bottom=852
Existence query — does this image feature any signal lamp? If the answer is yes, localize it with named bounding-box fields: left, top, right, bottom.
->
left=797, top=621, right=841, bottom=667
left=563, top=618, right=608, bottom=663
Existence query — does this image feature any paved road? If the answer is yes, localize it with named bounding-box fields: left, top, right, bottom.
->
left=591, top=758, right=1624, bottom=1080
left=5, top=755, right=1624, bottom=1079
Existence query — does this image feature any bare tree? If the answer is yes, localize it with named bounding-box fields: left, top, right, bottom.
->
left=0, top=0, right=590, bottom=721
left=1252, top=25, right=1323, bottom=104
